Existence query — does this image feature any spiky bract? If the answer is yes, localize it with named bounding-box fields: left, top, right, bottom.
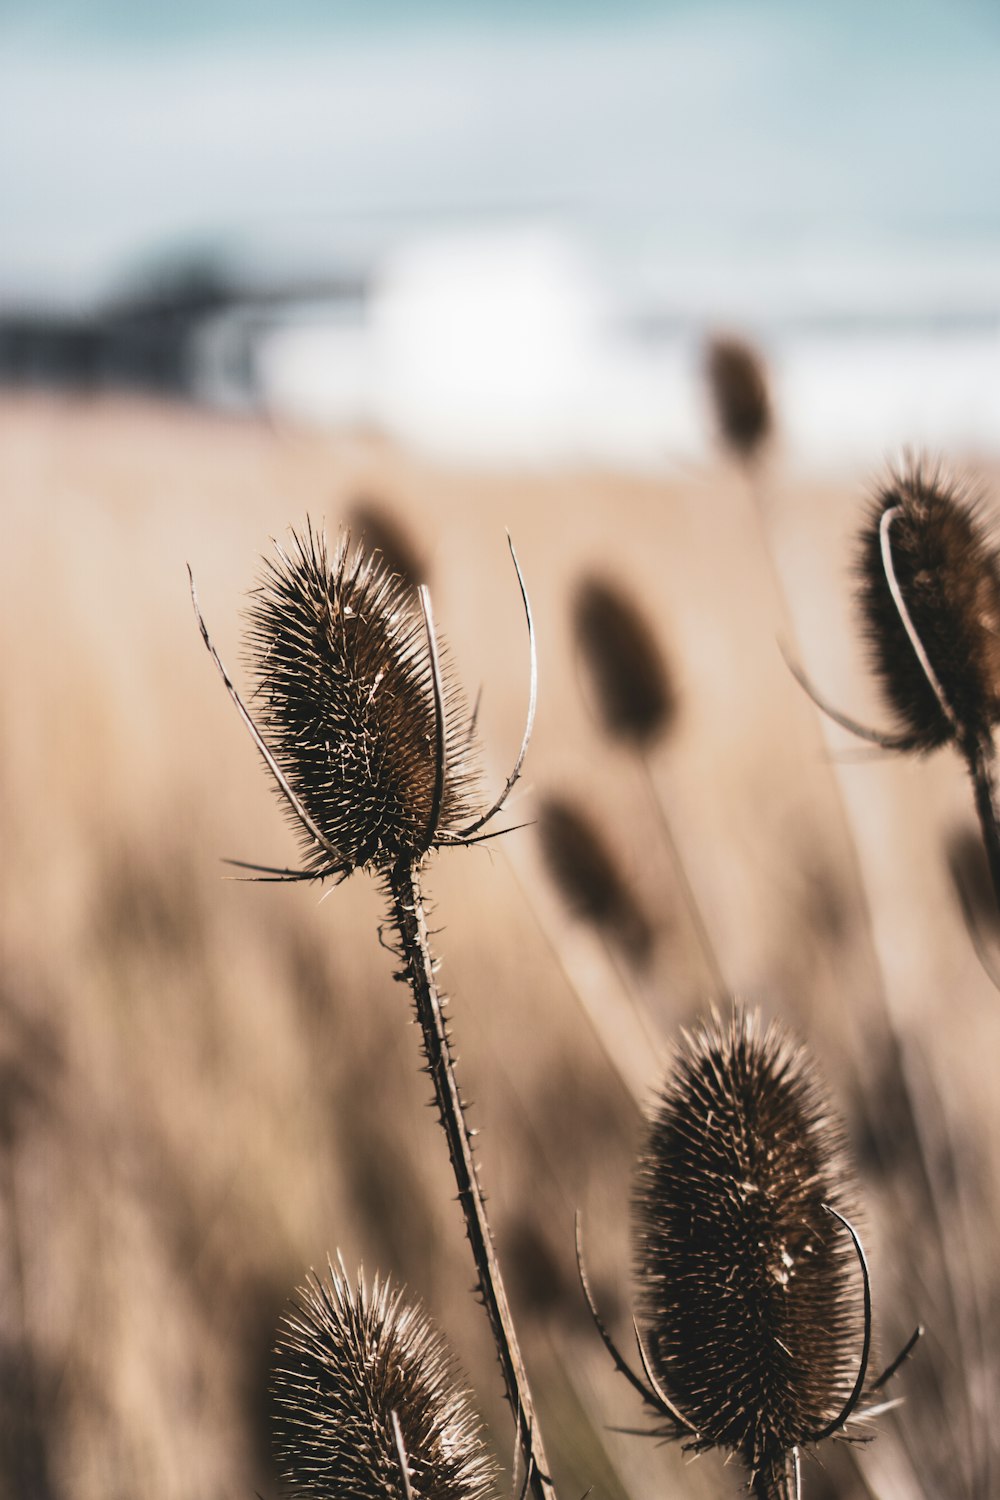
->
left=634, top=1009, right=863, bottom=1486
left=705, top=335, right=772, bottom=461
left=245, top=524, right=477, bottom=875
left=856, top=460, right=1000, bottom=751
left=574, top=576, right=675, bottom=748
left=271, top=1263, right=499, bottom=1500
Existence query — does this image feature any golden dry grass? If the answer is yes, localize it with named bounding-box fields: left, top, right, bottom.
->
left=0, top=391, right=997, bottom=1499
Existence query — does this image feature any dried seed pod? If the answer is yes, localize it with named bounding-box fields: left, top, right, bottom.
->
left=573, top=576, right=675, bottom=749
left=705, top=334, right=772, bottom=462
left=855, top=459, right=1000, bottom=752
left=536, top=794, right=654, bottom=968
left=244, top=524, right=479, bottom=876
left=633, top=1008, right=865, bottom=1494
left=272, top=1262, right=499, bottom=1500
left=347, top=496, right=428, bottom=589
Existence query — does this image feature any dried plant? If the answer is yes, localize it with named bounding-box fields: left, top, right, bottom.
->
left=240, top=523, right=477, bottom=877
left=705, top=334, right=773, bottom=465
left=790, top=457, right=1000, bottom=911
left=192, top=523, right=553, bottom=1500
left=572, top=570, right=724, bottom=997
left=272, top=1259, right=499, bottom=1500
left=347, top=496, right=428, bottom=589
left=579, top=1008, right=916, bottom=1499
left=536, top=794, right=654, bottom=970
left=573, top=576, right=675, bottom=751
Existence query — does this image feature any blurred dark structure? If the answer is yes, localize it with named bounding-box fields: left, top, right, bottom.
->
left=0, top=255, right=367, bottom=402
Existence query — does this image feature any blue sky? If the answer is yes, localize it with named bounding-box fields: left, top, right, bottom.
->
left=2, top=0, right=999, bottom=309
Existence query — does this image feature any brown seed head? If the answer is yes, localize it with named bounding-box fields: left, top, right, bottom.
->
left=271, top=1262, right=499, bottom=1500
left=856, top=458, right=1000, bottom=751
left=536, top=793, right=654, bottom=968
left=244, top=523, right=478, bottom=876
left=633, top=1008, right=864, bottom=1487
left=705, top=334, right=772, bottom=461
left=573, top=576, right=675, bottom=749
left=347, top=496, right=428, bottom=589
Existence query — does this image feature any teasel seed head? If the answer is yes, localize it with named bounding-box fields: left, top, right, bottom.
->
left=705, top=334, right=773, bottom=462
left=244, top=523, right=479, bottom=876
left=271, top=1261, right=499, bottom=1500
left=855, top=458, right=1000, bottom=752
left=633, top=1007, right=865, bottom=1490
left=573, top=575, right=675, bottom=749
left=347, top=495, right=429, bottom=589
left=536, top=793, right=654, bottom=968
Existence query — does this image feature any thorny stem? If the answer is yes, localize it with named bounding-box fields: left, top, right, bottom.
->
left=387, top=857, right=556, bottom=1500
left=751, top=1453, right=799, bottom=1500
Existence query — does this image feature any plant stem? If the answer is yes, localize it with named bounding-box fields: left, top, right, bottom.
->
left=639, top=755, right=728, bottom=1001
left=387, top=857, right=556, bottom=1500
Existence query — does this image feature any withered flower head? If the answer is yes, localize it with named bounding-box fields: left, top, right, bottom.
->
left=633, top=1008, right=866, bottom=1493
left=244, top=524, right=479, bottom=876
left=705, top=334, right=773, bottom=462
left=855, top=458, right=1000, bottom=752
left=347, top=495, right=428, bottom=589
left=536, top=793, right=653, bottom=968
left=271, top=1262, right=499, bottom=1500
left=573, top=575, right=675, bottom=749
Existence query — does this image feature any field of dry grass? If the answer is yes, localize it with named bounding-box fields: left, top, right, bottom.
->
left=1, top=391, right=998, bottom=1500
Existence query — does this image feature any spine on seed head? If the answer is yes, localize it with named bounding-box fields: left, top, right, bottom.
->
left=855, top=458, right=1000, bottom=751
left=633, top=1007, right=864, bottom=1490
left=271, top=1261, right=499, bottom=1500
left=244, top=523, right=479, bottom=875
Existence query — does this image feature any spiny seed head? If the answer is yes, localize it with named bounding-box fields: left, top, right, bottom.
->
left=633, top=1008, right=864, bottom=1485
left=705, top=334, right=772, bottom=461
left=271, top=1262, right=499, bottom=1500
left=244, top=523, right=479, bottom=875
left=856, top=458, right=1000, bottom=751
left=573, top=575, right=675, bottom=748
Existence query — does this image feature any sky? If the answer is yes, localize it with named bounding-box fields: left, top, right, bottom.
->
left=2, top=0, right=999, bottom=313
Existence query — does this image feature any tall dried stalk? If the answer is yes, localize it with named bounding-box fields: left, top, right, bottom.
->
left=193, top=524, right=554, bottom=1500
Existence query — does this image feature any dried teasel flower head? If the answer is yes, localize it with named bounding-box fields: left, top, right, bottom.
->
left=705, top=334, right=773, bottom=462
left=271, top=1260, right=499, bottom=1500
left=632, top=1008, right=870, bottom=1496
left=573, top=575, right=676, bottom=749
left=855, top=458, right=1000, bottom=753
left=192, top=522, right=536, bottom=883
left=536, top=793, right=654, bottom=968
left=243, top=524, right=480, bottom=875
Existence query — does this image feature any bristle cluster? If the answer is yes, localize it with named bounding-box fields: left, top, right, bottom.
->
left=705, top=335, right=772, bottom=461
left=245, top=524, right=477, bottom=874
left=633, top=1009, right=863, bottom=1485
left=271, top=1263, right=499, bottom=1500
left=573, top=576, right=675, bottom=749
left=855, top=459, right=1000, bottom=751
left=536, top=794, right=653, bottom=967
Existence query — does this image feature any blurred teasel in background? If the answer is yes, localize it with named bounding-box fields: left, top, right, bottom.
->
left=704, top=334, right=773, bottom=468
